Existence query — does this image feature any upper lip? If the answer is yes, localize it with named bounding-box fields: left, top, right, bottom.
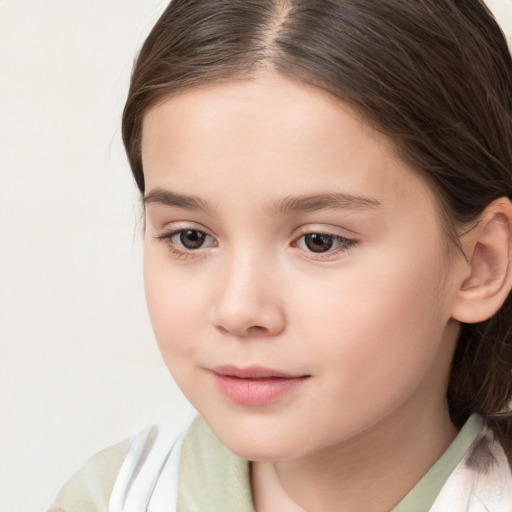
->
left=212, top=365, right=308, bottom=379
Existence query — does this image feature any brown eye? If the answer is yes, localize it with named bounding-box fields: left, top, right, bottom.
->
left=304, top=233, right=335, bottom=253
left=296, top=232, right=358, bottom=256
left=179, top=230, right=207, bottom=249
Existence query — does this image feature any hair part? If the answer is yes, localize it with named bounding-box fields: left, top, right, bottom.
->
left=122, top=0, right=512, bottom=445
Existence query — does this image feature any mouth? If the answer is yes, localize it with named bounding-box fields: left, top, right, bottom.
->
left=211, top=365, right=310, bottom=406
left=213, top=365, right=306, bottom=379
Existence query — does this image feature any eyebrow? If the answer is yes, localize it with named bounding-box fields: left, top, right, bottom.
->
left=271, top=192, right=381, bottom=214
left=144, top=188, right=215, bottom=214
left=144, top=188, right=381, bottom=216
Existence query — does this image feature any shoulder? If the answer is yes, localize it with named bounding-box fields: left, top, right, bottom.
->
left=48, top=437, right=133, bottom=512
left=48, top=418, right=190, bottom=512
left=431, top=423, right=512, bottom=511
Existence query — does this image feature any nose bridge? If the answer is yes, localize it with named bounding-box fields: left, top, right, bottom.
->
left=212, top=244, right=285, bottom=337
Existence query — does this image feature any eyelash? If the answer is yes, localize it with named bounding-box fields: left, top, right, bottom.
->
left=156, top=229, right=217, bottom=259
left=293, top=231, right=358, bottom=260
left=155, top=228, right=358, bottom=260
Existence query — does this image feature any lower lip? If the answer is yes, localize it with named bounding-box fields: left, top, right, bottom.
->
left=212, top=373, right=308, bottom=406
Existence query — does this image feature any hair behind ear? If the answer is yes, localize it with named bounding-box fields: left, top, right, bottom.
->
left=449, top=304, right=512, bottom=451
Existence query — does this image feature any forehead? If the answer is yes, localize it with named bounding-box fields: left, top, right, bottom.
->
left=143, top=74, right=390, bottom=157
left=141, top=73, right=438, bottom=218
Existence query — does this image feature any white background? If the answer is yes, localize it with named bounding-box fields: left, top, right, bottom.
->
left=0, top=1, right=510, bottom=511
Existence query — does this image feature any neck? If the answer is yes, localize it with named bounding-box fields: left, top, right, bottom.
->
left=252, top=398, right=458, bottom=512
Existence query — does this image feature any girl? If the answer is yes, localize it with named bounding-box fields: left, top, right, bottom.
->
left=50, top=1, right=512, bottom=510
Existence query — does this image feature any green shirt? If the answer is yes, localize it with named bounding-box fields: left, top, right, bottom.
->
left=49, top=414, right=486, bottom=512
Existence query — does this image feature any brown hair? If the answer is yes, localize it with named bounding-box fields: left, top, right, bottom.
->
left=122, top=0, right=512, bottom=445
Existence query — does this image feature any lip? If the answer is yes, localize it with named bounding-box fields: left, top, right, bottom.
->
left=211, top=365, right=310, bottom=406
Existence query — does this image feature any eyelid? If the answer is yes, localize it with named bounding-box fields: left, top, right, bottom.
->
left=154, top=219, right=216, bottom=238
left=293, top=224, right=359, bottom=241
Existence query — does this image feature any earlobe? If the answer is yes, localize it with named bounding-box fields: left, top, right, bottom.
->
left=451, top=198, right=512, bottom=324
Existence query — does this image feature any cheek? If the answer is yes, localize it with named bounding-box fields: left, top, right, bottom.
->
left=293, top=246, right=453, bottom=388
left=143, top=249, right=209, bottom=362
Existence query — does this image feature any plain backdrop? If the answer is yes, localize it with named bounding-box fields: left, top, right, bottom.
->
left=0, top=1, right=511, bottom=511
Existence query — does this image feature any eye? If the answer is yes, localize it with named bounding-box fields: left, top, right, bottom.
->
left=296, top=232, right=357, bottom=254
left=156, top=228, right=216, bottom=254
left=176, top=229, right=209, bottom=249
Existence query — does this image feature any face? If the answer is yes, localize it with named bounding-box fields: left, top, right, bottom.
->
left=142, top=73, right=463, bottom=462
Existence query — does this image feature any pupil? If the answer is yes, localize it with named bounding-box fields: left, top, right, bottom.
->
left=305, top=233, right=334, bottom=253
left=180, top=230, right=205, bottom=249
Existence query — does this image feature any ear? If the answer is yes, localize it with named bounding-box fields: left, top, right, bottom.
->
left=451, top=198, right=512, bottom=324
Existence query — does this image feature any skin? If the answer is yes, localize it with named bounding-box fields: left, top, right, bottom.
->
left=141, top=73, right=468, bottom=511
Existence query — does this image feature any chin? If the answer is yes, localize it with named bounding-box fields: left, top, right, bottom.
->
left=204, top=414, right=309, bottom=462
left=225, top=436, right=302, bottom=462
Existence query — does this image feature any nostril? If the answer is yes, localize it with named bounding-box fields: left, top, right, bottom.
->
left=216, top=324, right=268, bottom=337
left=247, top=325, right=267, bottom=334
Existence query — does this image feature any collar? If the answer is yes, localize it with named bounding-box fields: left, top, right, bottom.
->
left=177, top=414, right=509, bottom=512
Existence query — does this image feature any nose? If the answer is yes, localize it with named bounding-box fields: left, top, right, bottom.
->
left=211, top=252, right=286, bottom=338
